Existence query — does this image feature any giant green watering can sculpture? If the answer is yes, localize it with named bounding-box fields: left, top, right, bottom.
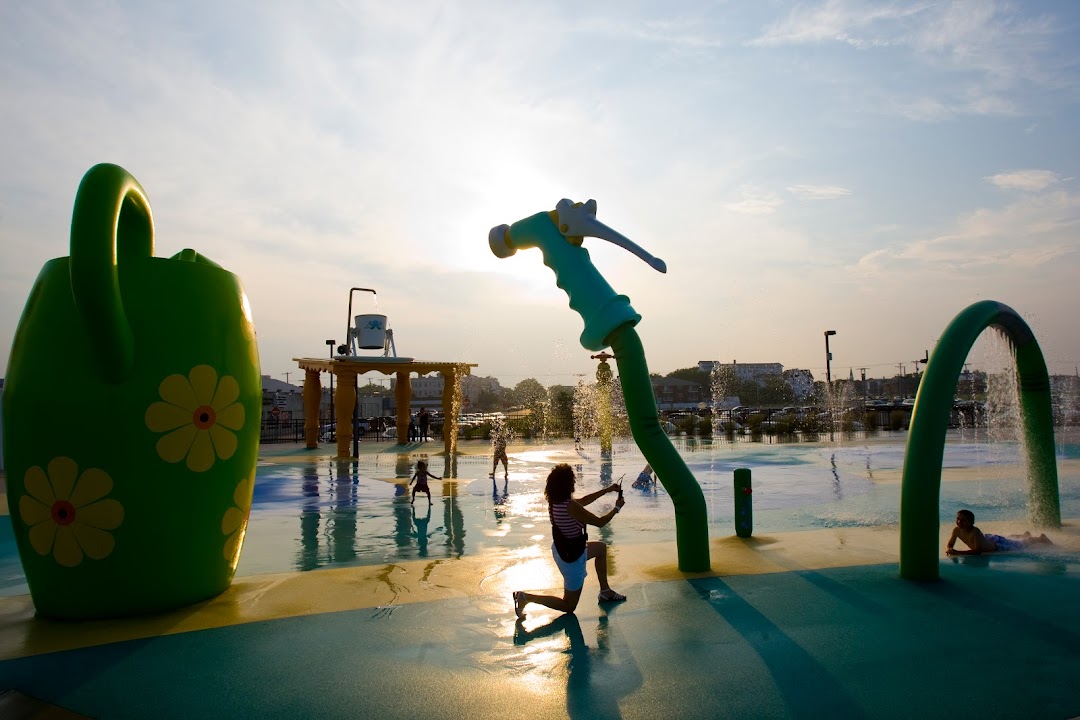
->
left=490, top=200, right=710, bottom=571
left=900, top=300, right=1060, bottom=581
left=2, top=163, right=262, bottom=618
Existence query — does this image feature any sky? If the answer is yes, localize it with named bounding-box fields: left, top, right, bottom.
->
left=2, top=0, right=1079, bottom=393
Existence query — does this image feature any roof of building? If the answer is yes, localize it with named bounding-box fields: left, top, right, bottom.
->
left=651, top=377, right=703, bottom=387
left=262, top=375, right=301, bottom=393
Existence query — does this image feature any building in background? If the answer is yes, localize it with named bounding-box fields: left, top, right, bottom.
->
left=700, top=361, right=815, bottom=401
left=395, top=374, right=503, bottom=406
left=699, top=361, right=784, bottom=383
left=651, top=376, right=706, bottom=411
left=262, top=375, right=303, bottom=421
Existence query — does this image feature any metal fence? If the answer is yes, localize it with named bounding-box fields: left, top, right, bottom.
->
left=259, top=418, right=408, bottom=444
left=261, top=406, right=986, bottom=444
left=259, top=418, right=307, bottom=444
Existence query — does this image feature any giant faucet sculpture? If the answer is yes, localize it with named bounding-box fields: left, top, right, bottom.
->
left=490, top=200, right=710, bottom=571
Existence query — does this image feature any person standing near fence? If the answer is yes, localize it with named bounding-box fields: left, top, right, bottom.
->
left=418, top=407, right=431, bottom=441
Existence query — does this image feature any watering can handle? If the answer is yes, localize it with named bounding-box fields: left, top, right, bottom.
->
left=70, top=163, right=155, bottom=384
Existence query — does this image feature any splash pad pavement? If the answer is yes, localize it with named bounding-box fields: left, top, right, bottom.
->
left=2, top=433, right=1080, bottom=719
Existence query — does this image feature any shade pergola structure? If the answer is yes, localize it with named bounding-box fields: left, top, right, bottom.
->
left=293, top=357, right=478, bottom=457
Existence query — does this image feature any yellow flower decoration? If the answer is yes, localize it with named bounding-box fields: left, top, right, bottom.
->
left=18, top=457, right=124, bottom=567
left=221, top=470, right=255, bottom=565
left=146, top=365, right=246, bottom=472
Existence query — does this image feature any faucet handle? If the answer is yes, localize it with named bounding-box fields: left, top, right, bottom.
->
left=554, top=199, right=667, bottom=274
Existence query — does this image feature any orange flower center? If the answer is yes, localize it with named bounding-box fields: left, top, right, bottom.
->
left=51, top=500, right=76, bottom=526
left=193, top=405, right=217, bottom=430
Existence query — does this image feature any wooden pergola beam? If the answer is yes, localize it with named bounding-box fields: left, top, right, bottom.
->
left=294, top=357, right=477, bottom=457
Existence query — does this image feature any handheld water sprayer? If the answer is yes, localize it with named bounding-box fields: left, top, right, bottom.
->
left=490, top=199, right=656, bottom=351
left=490, top=200, right=710, bottom=572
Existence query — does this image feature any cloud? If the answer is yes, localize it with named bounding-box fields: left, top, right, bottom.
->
left=909, top=1, right=1059, bottom=83
left=749, top=0, right=931, bottom=49
left=723, top=186, right=784, bottom=215
left=985, top=170, right=1062, bottom=192
left=882, top=90, right=1021, bottom=122
left=750, top=0, right=1056, bottom=75
left=853, top=188, right=1080, bottom=279
left=749, top=1, right=1073, bottom=122
left=787, top=184, right=851, bottom=200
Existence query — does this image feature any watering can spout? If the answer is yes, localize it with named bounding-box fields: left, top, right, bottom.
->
left=171, top=248, right=223, bottom=268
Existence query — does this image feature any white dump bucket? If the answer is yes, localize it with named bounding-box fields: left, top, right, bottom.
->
left=354, top=314, right=387, bottom=350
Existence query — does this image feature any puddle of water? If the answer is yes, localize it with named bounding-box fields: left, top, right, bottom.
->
left=2, top=432, right=1077, bottom=595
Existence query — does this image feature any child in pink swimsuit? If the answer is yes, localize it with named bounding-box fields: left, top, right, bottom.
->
left=409, top=460, right=440, bottom=505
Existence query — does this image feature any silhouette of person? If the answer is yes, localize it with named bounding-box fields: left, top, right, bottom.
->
left=418, top=407, right=431, bottom=441
left=409, top=459, right=440, bottom=505
left=513, top=609, right=642, bottom=718
left=490, top=418, right=510, bottom=479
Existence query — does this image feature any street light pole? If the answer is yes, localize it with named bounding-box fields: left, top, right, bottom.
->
left=824, top=330, right=837, bottom=387
left=326, top=339, right=336, bottom=425
left=912, top=350, right=928, bottom=397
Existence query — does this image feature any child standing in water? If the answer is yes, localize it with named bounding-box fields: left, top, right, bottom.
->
left=490, top=418, right=510, bottom=480
left=945, top=509, right=1052, bottom=555
left=409, top=460, right=441, bottom=505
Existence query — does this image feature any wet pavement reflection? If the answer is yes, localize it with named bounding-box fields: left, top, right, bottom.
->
left=232, top=437, right=1080, bottom=579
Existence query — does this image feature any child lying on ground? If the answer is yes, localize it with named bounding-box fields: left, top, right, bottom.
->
left=945, top=508, right=1053, bottom=555
left=631, top=463, right=654, bottom=489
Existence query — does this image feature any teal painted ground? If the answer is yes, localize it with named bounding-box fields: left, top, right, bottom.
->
left=1, top=559, right=1078, bottom=719
left=4, top=434, right=1079, bottom=717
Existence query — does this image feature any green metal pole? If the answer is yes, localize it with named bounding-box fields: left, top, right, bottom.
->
left=610, top=326, right=710, bottom=571
left=734, top=468, right=753, bottom=538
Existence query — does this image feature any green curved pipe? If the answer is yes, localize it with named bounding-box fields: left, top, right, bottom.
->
left=900, top=300, right=1060, bottom=581
left=609, top=325, right=710, bottom=571
left=491, top=209, right=710, bottom=571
